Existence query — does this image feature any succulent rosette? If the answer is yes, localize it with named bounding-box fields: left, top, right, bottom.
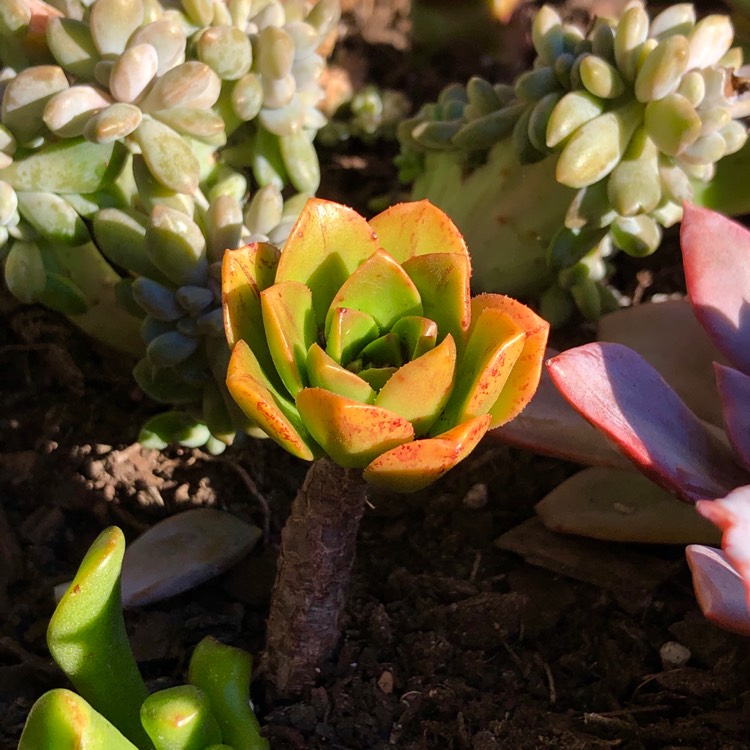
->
left=222, top=198, right=548, bottom=492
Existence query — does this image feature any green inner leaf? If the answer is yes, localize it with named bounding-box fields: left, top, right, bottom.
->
left=325, top=307, right=379, bottom=364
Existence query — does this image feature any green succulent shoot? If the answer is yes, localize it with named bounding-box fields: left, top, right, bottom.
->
left=222, top=197, right=549, bottom=492
left=18, top=526, right=269, bottom=750
left=0, top=0, right=339, bottom=452
left=397, top=2, right=750, bottom=322
left=221, top=197, right=548, bottom=695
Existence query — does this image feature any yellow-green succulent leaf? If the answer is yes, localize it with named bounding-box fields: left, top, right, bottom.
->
left=324, top=248, right=423, bottom=333
left=471, top=293, right=550, bottom=426
left=306, top=343, right=377, bottom=404
left=368, top=199, right=470, bottom=263
left=363, top=414, right=492, bottom=492
left=435, top=306, right=526, bottom=432
left=358, top=332, right=404, bottom=368
left=226, top=339, right=318, bottom=461
left=401, top=252, right=471, bottom=350
left=222, top=242, right=280, bottom=380
left=390, top=316, right=438, bottom=360
left=260, top=280, right=316, bottom=398
left=375, top=334, right=457, bottom=435
left=275, top=198, right=380, bottom=327
left=19, top=689, right=138, bottom=750
left=325, top=307, right=379, bottom=364
left=295, top=387, right=415, bottom=468
left=357, top=366, right=398, bottom=391
left=47, top=527, right=151, bottom=748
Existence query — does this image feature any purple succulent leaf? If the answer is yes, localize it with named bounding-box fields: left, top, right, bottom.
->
left=686, top=544, right=750, bottom=636
left=490, top=349, right=631, bottom=469
left=696, top=485, right=750, bottom=610
left=714, top=363, right=750, bottom=472
left=598, top=299, right=726, bottom=427
left=681, top=204, right=750, bottom=376
left=547, top=342, right=747, bottom=502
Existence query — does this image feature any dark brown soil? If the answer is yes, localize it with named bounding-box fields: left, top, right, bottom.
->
left=3, top=2, right=750, bottom=749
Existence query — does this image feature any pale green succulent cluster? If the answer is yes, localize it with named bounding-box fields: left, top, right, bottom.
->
left=397, top=3, right=750, bottom=321
left=0, top=0, right=339, bottom=450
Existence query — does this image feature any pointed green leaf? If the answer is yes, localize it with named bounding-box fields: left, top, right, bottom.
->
left=401, top=253, right=470, bottom=349
left=260, top=280, right=316, bottom=397
left=359, top=332, right=404, bottom=368
left=275, top=198, right=380, bottom=327
left=325, top=307, right=379, bottom=364
left=325, top=248, right=422, bottom=333
left=306, top=342, right=376, bottom=403
left=296, top=387, right=414, bottom=468
left=375, top=334, right=456, bottom=435
left=357, top=366, right=397, bottom=391
left=391, top=316, right=438, bottom=359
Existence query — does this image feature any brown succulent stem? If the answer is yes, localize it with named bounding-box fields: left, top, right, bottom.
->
left=261, top=457, right=368, bottom=696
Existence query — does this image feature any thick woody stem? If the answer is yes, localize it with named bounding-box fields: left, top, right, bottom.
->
left=261, top=457, right=368, bottom=696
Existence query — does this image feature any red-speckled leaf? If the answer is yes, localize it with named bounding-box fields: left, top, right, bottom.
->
left=401, top=253, right=471, bottom=349
left=306, top=342, right=376, bottom=404
left=295, top=387, right=414, bottom=469
left=715, top=363, right=750, bottom=471
left=490, top=353, right=633, bottom=469
left=324, top=248, right=422, bottom=333
left=222, top=243, right=280, bottom=385
left=547, top=342, right=747, bottom=501
left=432, top=307, right=525, bottom=434
left=275, top=198, right=380, bottom=328
left=260, top=281, right=316, bottom=398
left=696, top=486, right=750, bottom=617
left=363, top=414, right=491, bottom=492
left=226, top=339, right=317, bottom=460
left=375, top=334, right=456, bottom=435
left=598, top=299, right=726, bottom=426
left=686, top=544, right=750, bottom=636
left=681, top=204, right=750, bottom=376
left=472, top=294, right=549, bottom=427
left=369, top=200, right=470, bottom=263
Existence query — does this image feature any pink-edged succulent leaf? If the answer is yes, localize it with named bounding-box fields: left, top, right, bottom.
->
left=547, top=342, right=747, bottom=501
left=696, top=485, right=750, bottom=611
left=536, top=467, right=722, bottom=544
left=714, top=363, right=750, bottom=471
left=598, top=299, right=726, bottom=426
left=681, top=203, right=750, bottom=376
left=490, top=353, right=633, bottom=469
left=363, top=414, right=491, bottom=492
left=275, top=198, right=380, bottom=328
left=295, top=387, right=415, bottom=469
left=686, top=545, right=750, bottom=636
